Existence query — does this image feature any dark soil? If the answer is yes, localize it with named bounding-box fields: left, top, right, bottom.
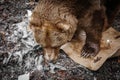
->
left=0, top=0, right=120, bottom=80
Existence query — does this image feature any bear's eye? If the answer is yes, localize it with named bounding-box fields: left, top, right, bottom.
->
left=57, top=23, right=70, bottom=32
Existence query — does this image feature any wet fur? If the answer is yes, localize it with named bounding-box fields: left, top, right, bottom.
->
left=29, top=0, right=120, bottom=60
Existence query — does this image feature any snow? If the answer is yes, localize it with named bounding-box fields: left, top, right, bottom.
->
left=18, top=73, right=30, bottom=80
left=13, top=51, right=23, bottom=62
left=35, top=55, right=44, bottom=70
left=49, top=63, right=66, bottom=73
left=27, top=10, right=32, bottom=21
left=3, top=52, right=12, bottom=64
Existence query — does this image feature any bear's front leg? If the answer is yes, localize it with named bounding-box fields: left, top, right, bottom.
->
left=81, top=9, right=106, bottom=58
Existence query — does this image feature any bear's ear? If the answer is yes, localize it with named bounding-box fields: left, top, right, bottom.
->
left=30, top=11, right=42, bottom=28
left=56, top=22, right=71, bottom=31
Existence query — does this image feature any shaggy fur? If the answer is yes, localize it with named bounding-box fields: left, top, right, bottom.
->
left=29, top=0, right=120, bottom=61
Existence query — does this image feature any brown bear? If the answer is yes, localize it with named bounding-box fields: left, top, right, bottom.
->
left=29, top=0, right=120, bottom=61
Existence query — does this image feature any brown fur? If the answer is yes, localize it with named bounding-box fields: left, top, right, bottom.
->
left=29, top=0, right=120, bottom=61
